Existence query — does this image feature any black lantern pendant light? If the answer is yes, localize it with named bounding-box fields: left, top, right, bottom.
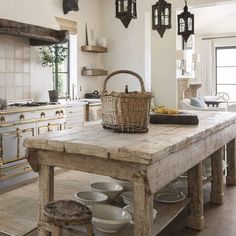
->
left=115, top=0, right=137, bottom=28
left=152, top=0, right=172, bottom=38
left=177, top=0, right=194, bottom=42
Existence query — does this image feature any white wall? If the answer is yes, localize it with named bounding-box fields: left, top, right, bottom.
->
left=1, top=0, right=234, bottom=103
left=0, top=0, right=104, bottom=101
left=151, top=0, right=234, bottom=107
left=101, top=0, right=234, bottom=107
left=101, top=0, right=148, bottom=93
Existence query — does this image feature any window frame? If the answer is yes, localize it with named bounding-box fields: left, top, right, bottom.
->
left=52, top=41, right=70, bottom=99
left=215, top=46, right=236, bottom=103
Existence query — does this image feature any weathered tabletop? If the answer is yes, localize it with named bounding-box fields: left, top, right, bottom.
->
left=24, top=111, right=236, bottom=236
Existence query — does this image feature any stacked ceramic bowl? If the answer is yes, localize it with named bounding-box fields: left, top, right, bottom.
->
left=120, top=191, right=157, bottom=223
left=75, top=180, right=131, bottom=233
left=89, top=181, right=124, bottom=202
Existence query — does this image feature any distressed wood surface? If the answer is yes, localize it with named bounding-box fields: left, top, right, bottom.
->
left=0, top=18, right=69, bottom=46
left=134, top=182, right=153, bottom=236
left=38, top=165, right=54, bottom=236
left=210, top=148, right=224, bottom=204
left=187, top=163, right=204, bottom=230
left=227, top=139, right=236, bottom=185
left=24, top=111, right=236, bottom=165
left=23, top=111, right=236, bottom=236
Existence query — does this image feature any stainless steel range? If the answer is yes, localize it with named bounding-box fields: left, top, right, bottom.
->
left=0, top=102, right=65, bottom=189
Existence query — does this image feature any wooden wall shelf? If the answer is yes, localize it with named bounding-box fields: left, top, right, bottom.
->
left=81, top=45, right=108, bottom=53
left=81, top=69, right=108, bottom=76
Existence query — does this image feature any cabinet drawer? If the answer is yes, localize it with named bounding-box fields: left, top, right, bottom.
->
left=0, top=159, right=32, bottom=181
left=66, top=121, right=84, bottom=129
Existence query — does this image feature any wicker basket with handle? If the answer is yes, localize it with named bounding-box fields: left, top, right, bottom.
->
left=101, top=70, right=153, bottom=133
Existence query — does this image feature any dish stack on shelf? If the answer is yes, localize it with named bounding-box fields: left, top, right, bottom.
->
left=75, top=180, right=130, bottom=233
left=74, top=177, right=187, bottom=234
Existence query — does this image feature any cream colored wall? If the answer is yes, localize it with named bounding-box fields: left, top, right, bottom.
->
left=101, top=0, right=234, bottom=108
left=0, top=0, right=104, bottom=101
left=0, top=0, right=234, bottom=103
left=101, top=0, right=148, bottom=93
left=151, top=0, right=234, bottom=107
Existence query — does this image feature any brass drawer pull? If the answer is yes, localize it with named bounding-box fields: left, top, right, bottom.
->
left=19, top=114, right=25, bottom=121
left=48, top=123, right=53, bottom=132
left=24, top=166, right=32, bottom=172
left=0, top=116, right=5, bottom=123
left=0, top=158, right=4, bottom=167
left=0, top=173, right=7, bottom=179
left=60, top=110, right=64, bottom=115
left=41, top=112, right=45, bottom=118
left=55, top=111, right=60, bottom=116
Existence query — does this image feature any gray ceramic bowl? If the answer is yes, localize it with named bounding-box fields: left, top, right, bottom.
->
left=89, top=182, right=124, bottom=202
left=74, top=191, right=108, bottom=206
left=91, top=204, right=131, bottom=233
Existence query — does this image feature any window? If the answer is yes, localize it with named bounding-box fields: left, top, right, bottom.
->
left=52, top=42, right=70, bottom=98
left=216, top=47, right=236, bottom=102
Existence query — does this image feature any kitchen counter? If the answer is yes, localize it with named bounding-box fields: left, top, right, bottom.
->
left=0, top=104, right=64, bottom=115
left=24, top=111, right=236, bottom=236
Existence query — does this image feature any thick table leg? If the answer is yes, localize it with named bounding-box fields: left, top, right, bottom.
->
left=187, top=162, right=205, bottom=230
left=226, top=139, right=236, bottom=186
left=210, top=148, right=224, bottom=204
left=38, top=165, right=54, bottom=236
left=134, top=181, right=153, bottom=236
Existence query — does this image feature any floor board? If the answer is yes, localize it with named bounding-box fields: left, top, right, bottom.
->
left=1, top=179, right=236, bottom=236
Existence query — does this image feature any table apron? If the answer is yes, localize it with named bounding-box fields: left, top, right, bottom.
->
left=35, top=150, right=148, bottom=183
left=27, top=122, right=236, bottom=194
left=148, top=122, right=236, bottom=193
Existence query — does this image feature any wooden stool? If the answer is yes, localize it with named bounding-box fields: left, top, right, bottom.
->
left=43, top=200, right=94, bottom=236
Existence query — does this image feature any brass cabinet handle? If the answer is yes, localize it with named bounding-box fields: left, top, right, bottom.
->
left=0, top=172, right=7, bottom=179
left=19, top=114, right=25, bottom=121
left=47, top=123, right=53, bottom=132
left=0, top=116, right=5, bottom=123
left=0, top=158, right=3, bottom=167
left=55, top=111, right=60, bottom=116
left=60, top=110, right=64, bottom=115
left=41, top=112, right=45, bottom=118
left=16, top=128, right=22, bottom=138
left=24, top=166, right=32, bottom=172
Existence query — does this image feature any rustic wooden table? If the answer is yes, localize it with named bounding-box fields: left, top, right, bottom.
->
left=24, top=111, right=236, bottom=236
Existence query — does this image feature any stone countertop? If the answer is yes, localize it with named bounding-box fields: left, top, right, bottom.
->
left=24, top=111, right=236, bottom=165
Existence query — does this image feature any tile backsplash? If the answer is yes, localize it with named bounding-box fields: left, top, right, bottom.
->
left=0, top=35, right=31, bottom=100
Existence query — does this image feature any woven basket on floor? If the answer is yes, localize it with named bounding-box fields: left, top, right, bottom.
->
left=101, top=70, right=153, bottom=133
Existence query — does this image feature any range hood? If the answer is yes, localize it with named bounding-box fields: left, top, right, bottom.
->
left=0, top=18, right=69, bottom=46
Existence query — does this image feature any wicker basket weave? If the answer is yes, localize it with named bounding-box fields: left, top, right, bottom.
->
left=101, top=70, right=153, bottom=133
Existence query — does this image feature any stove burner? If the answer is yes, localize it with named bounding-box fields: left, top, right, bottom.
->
left=11, top=102, right=59, bottom=107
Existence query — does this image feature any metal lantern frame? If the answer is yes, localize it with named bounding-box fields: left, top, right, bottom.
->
left=152, top=0, right=172, bottom=38
left=115, top=0, right=137, bottom=28
left=177, top=0, right=194, bottom=42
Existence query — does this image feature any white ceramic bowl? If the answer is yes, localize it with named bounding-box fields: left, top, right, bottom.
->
left=91, top=204, right=131, bottom=233
left=121, top=191, right=134, bottom=206
left=74, top=191, right=108, bottom=206
left=123, top=205, right=157, bottom=224
left=89, top=182, right=124, bottom=202
left=110, top=177, right=134, bottom=191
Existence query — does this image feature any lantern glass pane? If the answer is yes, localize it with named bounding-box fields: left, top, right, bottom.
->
left=117, top=0, right=122, bottom=13
left=180, top=18, right=185, bottom=32
left=161, top=10, right=165, bottom=25
left=123, top=0, right=128, bottom=12
left=188, top=18, right=192, bottom=31
left=131, top=2, right=134, bottom=14
left=154, top=8, right=158, bottom=25
left=164, top=8, right=169, bottom=26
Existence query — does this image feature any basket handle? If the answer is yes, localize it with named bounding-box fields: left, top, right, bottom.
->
left=102, top=70, right=146, bottom=94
